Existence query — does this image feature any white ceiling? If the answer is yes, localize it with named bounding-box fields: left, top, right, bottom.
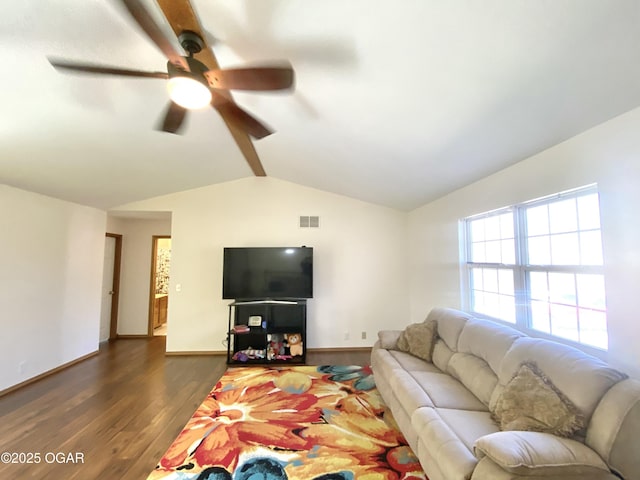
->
left=1, top=0, right=639, bottom=211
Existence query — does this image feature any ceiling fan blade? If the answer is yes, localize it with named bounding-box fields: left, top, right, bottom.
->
left=158, top=101, right=188, bottom=134
left=203, top=64, right=294, bottom=91
left=213, top=96, right=273, bottom=140
left=120, top=0, right=189, bottom=70
left=49, top=58, right=168, bottom=79
left=220, top=118, right=267, bottom=176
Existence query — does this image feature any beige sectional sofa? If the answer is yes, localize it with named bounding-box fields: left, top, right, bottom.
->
left=371, top=307, right=640, bottom=480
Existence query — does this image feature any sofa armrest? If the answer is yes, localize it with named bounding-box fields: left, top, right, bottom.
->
left=473, top=431, right=610, bottom=476
left=377, top=330, right=403, bottom=350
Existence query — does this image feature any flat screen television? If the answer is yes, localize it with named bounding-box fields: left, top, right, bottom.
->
left=222, top=247, right=313, bottom=300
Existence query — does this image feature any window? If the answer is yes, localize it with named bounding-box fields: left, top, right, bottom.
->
left=462, top=185, right=607, bottom=349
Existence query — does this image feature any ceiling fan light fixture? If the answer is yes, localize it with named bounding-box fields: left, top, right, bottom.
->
left=167, top=75, right=212, bottom=109
left=166, top=57, right=212, bottom=110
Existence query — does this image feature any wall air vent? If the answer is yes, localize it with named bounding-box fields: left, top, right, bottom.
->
left=299, top=216, right=320, bottom=228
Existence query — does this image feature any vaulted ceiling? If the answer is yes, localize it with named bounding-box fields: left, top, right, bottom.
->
left=1, top=1, right=639, bottom=211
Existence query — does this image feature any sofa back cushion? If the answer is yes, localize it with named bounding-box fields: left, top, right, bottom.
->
left=499, top=337, right=627, bottom=424
left=448, top=353, right=497, bottom=406
left=428, top=307, right=473, bottom=351
left=444, top=318, right=524, bottom=407
left=432, top=339, right=455, bottom=373
left=457, top=319, right=524, bottom=373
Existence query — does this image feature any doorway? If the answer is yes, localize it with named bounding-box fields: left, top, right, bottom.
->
left=149, top=236, right=171, bottom=336
left=99, top=233, right=122, bottom=342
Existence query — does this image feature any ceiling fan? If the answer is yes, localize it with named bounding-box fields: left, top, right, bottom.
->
left=48, top=0, right=296, bottom=176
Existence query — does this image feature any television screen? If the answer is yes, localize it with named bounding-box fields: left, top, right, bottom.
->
left=222, top=247, right=313, bottom=300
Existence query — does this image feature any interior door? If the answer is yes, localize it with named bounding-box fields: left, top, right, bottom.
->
left=99, top=236, right=116, bottom=342
left=99, top=233, right=122, bottom=342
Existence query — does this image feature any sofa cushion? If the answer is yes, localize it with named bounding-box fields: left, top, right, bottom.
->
left=397, top=320, right=438, bottom=362
left=472, top=456, right=618, bottom=480
left=435, top=408, right=500, bottom=453
left=493, top=362, right=584, bottom=437
left=371, top=347, right=403, bottom=381
left=500, top=338, right=627, bottom=424
left=389, top=349, right=442, bottom=373
left=432, top=338, right=455, bottom=372
left=457, top=318, right=523, bottom=373
left=449, top=353, right=498, bottom=407
left=390, top=370, right=435, bottom=415
left=412, top=371, right=488, bottom=411
left=428, top=307, right=473, bottom=352
left=474, top=431, right=610, bottom=476
left=585, top=378, right=640, bottom=480
left=412, top=407, right=478, bottom=480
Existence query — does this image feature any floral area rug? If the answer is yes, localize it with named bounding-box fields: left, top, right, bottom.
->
left=147, top=365, right=427, bottom=480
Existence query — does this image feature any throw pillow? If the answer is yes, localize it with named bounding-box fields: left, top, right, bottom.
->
left=492, top=361, right=584, bottom=437
left=396, top=320, right=438, bottom=362
left=377, top=330, right=402, bottom=350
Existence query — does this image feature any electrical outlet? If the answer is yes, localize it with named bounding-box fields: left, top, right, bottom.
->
left=344, top=331, right=349, bottom=341
left=19, top=361, right=26, bottom=374
left=361, top=331, right=367, bottom=340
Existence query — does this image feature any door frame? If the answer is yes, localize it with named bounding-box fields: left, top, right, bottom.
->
left=106, top=233, right=123, bottom=341
left=148, top=235, right=171, bottom=336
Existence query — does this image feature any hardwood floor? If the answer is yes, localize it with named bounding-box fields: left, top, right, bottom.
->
left=0, top=338, right=371, bottom=480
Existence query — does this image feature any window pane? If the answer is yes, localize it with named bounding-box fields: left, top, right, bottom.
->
left=577, top=274, right=606, bottom=310
left=475, top=291, right=499, bottom=317
left=548, top=272, right=576, bottom=305
left=499, top=295, right=516, bottom=323
left=527, top=205, right=549, bottom=236
left=578, top=194, right=601, bottom=230
left=500, top=213, right=514, bottom=238
left=473, top=291, right=486, bottom=314
left=501, top=239, right=515, bottom=264
left=578, top=309, right=608, bottom=349
left=549, top=198, right=577, bottom=233
left=498, top=269, right=514, bottom=295
left=484, top=292, right=501, bottom=318
left=485, top=240, right=501, bottom=263
left=550, top=233, right=580, bottom=265
left=529, top=271, right=548, bottom=300
left=483, top=268, right=499, bottom=292
left=550, top=304, right=579, bottom=341
left=485, top=216, right=501, bottom=240
left=531, top=300, right=550, bottom=333
left=528, top=236, right=551, bottom=265
left=472, top=268, right=483, bottom=290
left=470, top=219, right=485, bottom=242
left=580, top=231, right=603, bottom=265
left=471, top=242, right=485, bottom=262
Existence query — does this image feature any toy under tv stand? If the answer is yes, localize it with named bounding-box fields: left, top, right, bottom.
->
left=226, top=299, right=307, bottom=365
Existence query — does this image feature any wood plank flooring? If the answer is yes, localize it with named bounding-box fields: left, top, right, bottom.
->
left=0, top=337, right=371, bottom=480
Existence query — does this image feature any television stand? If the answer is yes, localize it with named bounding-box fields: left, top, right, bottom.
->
left=226, top=300, right=307, bottom=365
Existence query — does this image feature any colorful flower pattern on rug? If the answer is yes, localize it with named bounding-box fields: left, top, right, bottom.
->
left=147, top=365, right=427, bottom=480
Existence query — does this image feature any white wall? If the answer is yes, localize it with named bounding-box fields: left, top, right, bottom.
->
left=0, top=185, right=106, bottom=391
left=106, top=216, right=171, bottom=335
left=408, top=106, right=640, bottom=379
left=113, top=177, right=408, bottom=352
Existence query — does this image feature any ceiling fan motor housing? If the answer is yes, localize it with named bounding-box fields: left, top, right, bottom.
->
left=178, top=30, right=205, bottom=55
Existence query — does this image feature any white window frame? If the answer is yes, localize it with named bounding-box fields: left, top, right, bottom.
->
left=461, top=185, right=607, bottom=353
